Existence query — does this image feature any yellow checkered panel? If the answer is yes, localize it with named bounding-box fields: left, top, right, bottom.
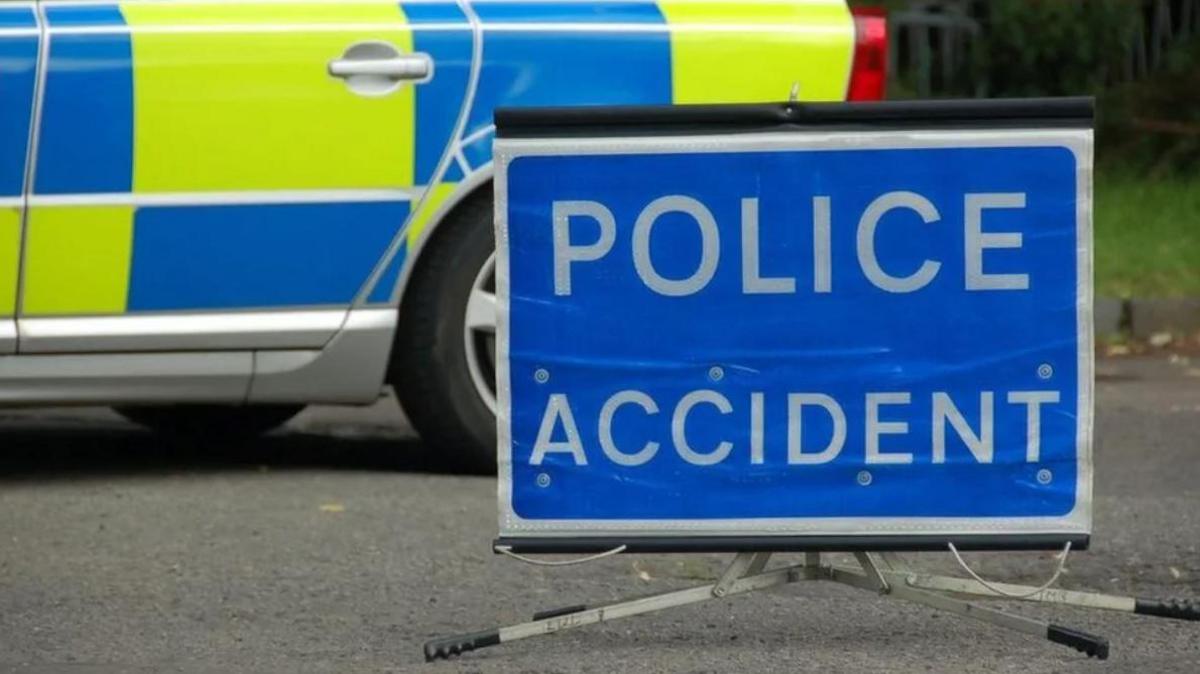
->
left=23, top=207, right=134, bottom=315
left=0, top=209, right=20, bottom=316
left=122, top=1, right=415, bottom=192
left=659, top=0, right=855, bottom=103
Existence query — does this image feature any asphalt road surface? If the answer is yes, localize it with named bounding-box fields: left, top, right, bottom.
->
left=1, top=356, right=1198, bottom=673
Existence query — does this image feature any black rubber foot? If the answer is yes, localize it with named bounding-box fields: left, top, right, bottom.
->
left=423, top=630, right=500, bottom=662
left=1135, top=597, right=1200, bottom=621
left=1047, top=624, right=1109, bottom=660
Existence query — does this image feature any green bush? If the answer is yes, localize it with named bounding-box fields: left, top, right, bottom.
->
left=1099, top=39, right=1200, bottom=176
left=974, top=0, right=1140, bottom=97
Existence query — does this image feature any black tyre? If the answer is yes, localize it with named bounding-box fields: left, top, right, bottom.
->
left=116, top=404, right=304, bottom=439
left=391, top=187, right=497, bottom=473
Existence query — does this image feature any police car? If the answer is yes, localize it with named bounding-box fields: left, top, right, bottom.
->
left=0, top=0, right=886, bottom=471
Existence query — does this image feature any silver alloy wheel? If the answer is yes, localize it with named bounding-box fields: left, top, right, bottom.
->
left=463, top=252, right=498, bottom=413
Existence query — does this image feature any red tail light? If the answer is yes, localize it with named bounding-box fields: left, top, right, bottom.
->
left=848, top=6, right=888, bottom=101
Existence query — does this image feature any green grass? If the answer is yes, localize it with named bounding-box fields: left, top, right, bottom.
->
left=1094, top=171, right=1200, bottom=297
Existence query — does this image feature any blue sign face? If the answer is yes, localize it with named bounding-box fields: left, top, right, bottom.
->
left=496, top=131, right=1091, bottom=539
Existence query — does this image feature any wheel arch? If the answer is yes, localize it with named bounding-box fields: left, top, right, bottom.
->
left=387, top=166, right=494, bottom=372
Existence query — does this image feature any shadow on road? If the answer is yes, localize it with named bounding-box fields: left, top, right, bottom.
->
left=0, top=420, right=447, bottom=484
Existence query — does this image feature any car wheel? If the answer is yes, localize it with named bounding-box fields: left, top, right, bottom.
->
left=391, top=186, right=497, bottom=473
left=115, top=404, right=304, bottom=439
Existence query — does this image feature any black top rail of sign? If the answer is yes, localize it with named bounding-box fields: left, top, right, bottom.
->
left=494, top=97, right=1095, bottom=138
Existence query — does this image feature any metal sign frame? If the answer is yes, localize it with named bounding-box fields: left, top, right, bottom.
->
left=492, top=98, right=1095, bottom=553
left=423, top=99, right=1200, bottom=665
left=423, top=548, right=1199, bottom=662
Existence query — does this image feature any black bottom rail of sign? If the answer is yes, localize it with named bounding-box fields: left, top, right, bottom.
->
left=493, top=533, right=1091, bottom=555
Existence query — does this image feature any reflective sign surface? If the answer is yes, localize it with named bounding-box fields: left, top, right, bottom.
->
left=496, top=128, right=1092, bottom=539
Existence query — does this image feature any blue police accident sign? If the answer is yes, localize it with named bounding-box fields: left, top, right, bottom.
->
left=495, top=108, right=1093, bottom=544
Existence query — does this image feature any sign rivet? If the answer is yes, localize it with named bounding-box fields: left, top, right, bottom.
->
left=708, top=366, right=724, bottom=382
left=1036, top=469, right=1052, bottom=485
left=856, top=470, right=873, bottom=486
left=534, top=368, right=550, bottom=384
left=536, top=473, right=551, bottom=488
left=1037, top=363, right=1053, bottom=380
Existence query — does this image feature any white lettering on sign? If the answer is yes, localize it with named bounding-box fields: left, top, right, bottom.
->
left=531, top=388, right=1062, bottom=468
left=787, top=393, right=846, bottom=465
left=932, top=391, right=994, bottom=464
left=531, top=393, right=586, bottom=465
left=812, top=196, right=833, bottom=293
left=671, top=390, right=734, bottom=465
left=1007, top=390, right=1061, bottom=461
left=599, top=390, right=660, bottom=466
left=633, top=195, right=720, bottom=297
left=549, top=190, right=1032, bottom=297
left=857, top=191, right=942, bottom=293
left=965, top=193, right=1030, bottom=290
left=552, top=200, right=616, bottom=296
left=741, top=198, right=796, bottom=294
left=750, top=392, right=766, bottom=465
left=865, top=392, right=914, bottom=465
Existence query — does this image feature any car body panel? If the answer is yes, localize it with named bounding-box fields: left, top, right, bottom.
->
left=2, top=0, right=858, bottom=405
left=20, top=1, right=470, bottom=330
left=375, top=0, right=856, bottom=312
left=659, top=1, right=854, bottom=103
left=0, top=2, right=39, bottom=353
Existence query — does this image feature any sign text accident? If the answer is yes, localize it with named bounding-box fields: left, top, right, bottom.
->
left=495, top=114, right=1093, bottom=542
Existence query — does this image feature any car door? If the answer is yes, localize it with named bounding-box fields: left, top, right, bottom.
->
left=18, top=0, right=471, bottom=353
left=0, top=1, right=39, bottom=354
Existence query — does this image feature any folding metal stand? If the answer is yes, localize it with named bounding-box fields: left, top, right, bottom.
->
left=424, top=551, right=1199, bottom=662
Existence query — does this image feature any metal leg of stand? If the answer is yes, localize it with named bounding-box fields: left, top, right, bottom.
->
left=803, top=551, right=821, bottom=579
left=424, top=549, right=1196, bottom=662
left=713, top=551, right=769, bottom=597
left=871, top=550, right=1199, bottom=621
left=825, top=556, right=1110, bottom=660
left=746, top=551, right=771, bottom=576
left=853, top=552, right=890, bottom=593
left=899, top=572, right=1200, bottom=621
left=424, top=553, right=804, bottom=662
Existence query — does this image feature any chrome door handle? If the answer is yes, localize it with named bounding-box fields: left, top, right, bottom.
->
left=329, top=55, right=430, bottom=80
left=329, top=41, right=432, bottom=96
